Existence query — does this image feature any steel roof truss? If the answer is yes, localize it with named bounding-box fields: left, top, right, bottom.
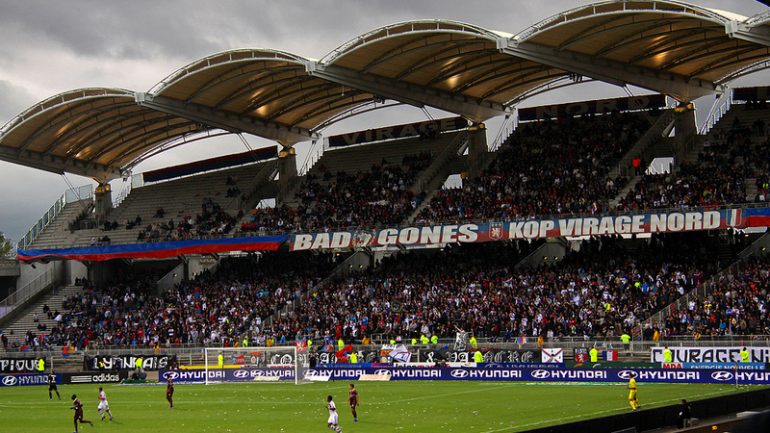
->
left=308, top=63, right=508, bottom=122
left=0, top=145, right=120, bottom=180
left=501, top=40, right=722, bottom=101
left=63, top=110, right=169, bottom=159
left=103, top=124, right=201, bottom=168
left=24, top=102, right=136, bottom=155
left=135, top=93, right=317, bottom=146
left=209, top=66, right=307, bottom=108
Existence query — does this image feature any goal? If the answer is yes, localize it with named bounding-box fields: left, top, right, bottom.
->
left=203, top=346, right=308, bottom=385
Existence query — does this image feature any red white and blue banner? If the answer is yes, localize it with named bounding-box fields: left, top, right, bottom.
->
left=289, top=207, right=770, bottom=251
left=17, top=235, right=287, bottom=262
left=17, top=207, right=770, bottom=261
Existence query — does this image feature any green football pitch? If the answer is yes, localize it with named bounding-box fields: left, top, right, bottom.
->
left=0, top=381, right=753, bottom=433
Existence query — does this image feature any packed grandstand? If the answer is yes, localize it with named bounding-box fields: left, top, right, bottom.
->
left=3, top=91, right=770, bottom=352
left=3, top=1, right=770, bottom=432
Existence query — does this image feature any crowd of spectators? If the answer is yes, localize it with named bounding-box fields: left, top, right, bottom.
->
left=415, top=111, right=649, bottom=224
left=618, top=105, right=770, bottom=211
left=135, top=198, right=240, bottom=242
left=657, top=255, right=770, bottom=337
left=272, top=232, right=736, bottom=343
left=14, top=230, right=770, bottom=351
left=42, top=252, right=342, bottom=349
left=616, top=160, right=749, bottom=211
left=241, top=152, right=433, bottom=233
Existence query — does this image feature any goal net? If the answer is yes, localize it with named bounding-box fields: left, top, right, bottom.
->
left=203, top=346, right=308, bottom=385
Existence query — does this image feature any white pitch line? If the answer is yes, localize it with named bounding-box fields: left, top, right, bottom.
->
left=478, top=387, right=739, bottom=433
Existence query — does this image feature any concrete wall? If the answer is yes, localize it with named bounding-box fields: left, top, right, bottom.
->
left=186, top=255, right=220, bottom=279
left=17, top=261, right=63, bottom=290
left=157, top=262, right=185, bottom=293
left=514, top=240, right=568, bottom=270
left=0, top=259, right=19, bottom=277
left=65, top=260, right=88, bottom=285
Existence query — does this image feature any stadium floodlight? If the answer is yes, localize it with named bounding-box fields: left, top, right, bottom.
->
left=203, top=346, right=308, bottom=385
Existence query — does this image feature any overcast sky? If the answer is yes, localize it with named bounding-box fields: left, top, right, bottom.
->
left=0, top=0, right=768, bottom=242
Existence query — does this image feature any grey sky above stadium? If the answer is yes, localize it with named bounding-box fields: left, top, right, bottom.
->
left=0, top=0, right=768, bottom=242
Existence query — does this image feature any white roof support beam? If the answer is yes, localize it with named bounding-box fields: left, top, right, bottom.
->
left=0, top=145, right=121, bottom=181
left=306, top=62, right=509, bottom=123
left=499, top=39, right=725, bottom=102
left=725, top=20, right=770, bottom=47
left=134, top=93, right=318, bottom=147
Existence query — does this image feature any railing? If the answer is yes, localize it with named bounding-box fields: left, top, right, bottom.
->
left=299, top=139, right=325, bottom=176
left=18, top=185, right=93, bottom=250
left=412, top=131, right=469, bottom=193
left=7, top=336, right=770, bottom=361
left=0, top=264, right=60, bottom=320
left=699, top=90, right=732, bottom=135
left=645, top=231, right=770, bottom=328
left=488, top=113, right=517, bottom=152
left=112, top=180, right=132, bottom=207
left=61, top=201, right=770, bottom=249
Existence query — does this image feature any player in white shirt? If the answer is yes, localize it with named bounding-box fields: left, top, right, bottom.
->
left=97, top=387, right=114, bottom=421
left=326, top=395, right=342, bottom=432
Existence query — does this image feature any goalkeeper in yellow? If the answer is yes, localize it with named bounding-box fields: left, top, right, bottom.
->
left=627, top=373, right=640, bottom=410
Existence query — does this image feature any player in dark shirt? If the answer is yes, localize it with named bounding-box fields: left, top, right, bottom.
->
left=348, top=383, right=359, bottom=422
left=70, top=394, right=93, bottom=432
left=48, top=370, right=60, bottom=400
left=166, top=378, right=174, bottom=409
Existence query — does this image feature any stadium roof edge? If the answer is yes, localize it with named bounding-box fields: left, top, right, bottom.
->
left=4, top=1, right=770, bottom=180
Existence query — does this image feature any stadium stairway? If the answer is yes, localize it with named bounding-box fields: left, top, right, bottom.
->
left=69, top=161, right=272, bottom=247
left=278, top=134, right=459, bottom=210
left=0, top=284, right=83, bottom=346
left=609, top=131, right=707, bottom=209
left=645, top=231, right=770, bottom=328
left=609, top=109, right=676, bottom=180
left=701, top=103, right=770, bottom=203
left=263, top=137, right=464, bottom=326
left=25, top=199, right=93, bottom=250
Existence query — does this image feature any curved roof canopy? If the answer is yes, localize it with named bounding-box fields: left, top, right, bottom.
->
left=0, top=88, right=207, bottom=180
left=2, top=1, right=770, bottom=182
left=502, top=1, right=770, bottom=101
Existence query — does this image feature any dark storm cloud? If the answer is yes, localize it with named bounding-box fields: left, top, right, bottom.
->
left=0, top=81, right=37, bottom=126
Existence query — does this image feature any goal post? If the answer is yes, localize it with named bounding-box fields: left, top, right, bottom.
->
left=203, top=346, right=308, bottom=385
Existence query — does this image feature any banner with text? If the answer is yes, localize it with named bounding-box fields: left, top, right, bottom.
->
left=328, top=117, right=468, bottom=147
left=651, top=347, right=770, bottom=363
left=84, top=354, right=176, bottom=371
left=290, top=207, right=770, bottom=251
left=0, top=358, right=45, bottom=373
left=0, top=373, right=56, bottom=386
left=420, top=349, right=540, bottom=364
left=518, top=94, right=667, bottom=121
left=158, top=366, right=770, bottom=385
left=61, top=372, right=128, bottom=385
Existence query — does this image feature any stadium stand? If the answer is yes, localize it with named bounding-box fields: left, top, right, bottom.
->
left=273, top=233, right=743, bottom=342
left=655, top=254, right=770, bottom=337
left=414, top=110, right=653, bottom=224
left=70, top=160, right=275, bottom=247
left=242, top=133, right=459, bottom=232
left=25, top=200, right=93, bottom=250
left=43, top=252, right=342, bottom=349
left=19, top=230, right=764, bottom=350
left=0, top=285, right=84, bottom=349
left=616, top=103, right=770, bottom=211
